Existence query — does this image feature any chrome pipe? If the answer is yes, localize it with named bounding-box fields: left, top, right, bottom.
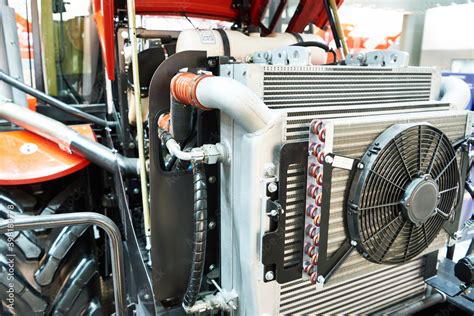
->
left=126, top=0, right=152, bottom=251
left=391, top=292, right=446, bottom=315
left=0, top=212, right=127, bottom=315
left=0, top=99, right=138, bottom=176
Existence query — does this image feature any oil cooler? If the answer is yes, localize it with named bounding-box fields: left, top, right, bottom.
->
left=218, top=63, right=472, bottom=314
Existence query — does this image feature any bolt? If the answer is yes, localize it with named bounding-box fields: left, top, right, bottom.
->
left=350, top=240, right=357, bottom=246
left=265, top=164, right=276, bottom=177
left=208, top=176, right=217, bottom=184
left=143, top=293, right=150, bottom=300
left=268, top=209, right=278, bottom=217
left=208, top=59, right=217, bottom=67
left=325, top=156, right=334, bottom=165
left=317, top=275, right=325, bottom=283
left=209, top=264, right=216, bottom=271
left=121, top=30, right=129, bottom=39
left=268, top=182, right=278, bottom=193
left=406, top=203, right=410, bottom=207
left=133, top=188, right=140, bottom=194
left=424, top=175, right=429, bottom=180
left=208, top=221, right=216, bottom=230
left=265, top=271, right=274, bottom=281
left=357, top=53, right=364, bottom=61
left=357, top=162, right=364, bottom=170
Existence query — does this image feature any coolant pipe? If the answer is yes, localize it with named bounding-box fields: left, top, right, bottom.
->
left=171, top=73, right=275, bottom=133
left=0, top=99, right=139, bottom=176
left=438, top=76, right=471, bottom=110
left=0, top=71, right=113, bottom=127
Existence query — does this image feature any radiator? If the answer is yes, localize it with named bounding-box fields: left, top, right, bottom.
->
left=218, top=63, right=468, bottom=315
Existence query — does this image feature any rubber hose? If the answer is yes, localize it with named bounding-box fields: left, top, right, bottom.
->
left=291, top=41, right=337, bottom=62
left=182, top=161, right=208, bottom=308
left=171, top=98, right=193, bottom=144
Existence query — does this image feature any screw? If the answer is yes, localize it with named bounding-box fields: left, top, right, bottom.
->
left=350, top=240, right=357, bottom=246
left=268, top=209, right=278, bottom=217
left=357, top=162, right=364, bottom=170
left=209, top=264, right=216, bottom=271
left=208, top=59, right=217, bottom=67
left=133, top=188, right=139, bottom=194
left=325, top=156, right=334, bottom=165
left=143, top=293, right=150, bottom=300
left=424, top=175, right=429, bottom=180
left=265, top=271, right=274, bottom=281
left=268, top=182, right=278, bottom=193
left=208, top=221, right=216, bottom=230
left=317, top=275, right=325, bottom=283
left=208, top=176, right=217, bottom=184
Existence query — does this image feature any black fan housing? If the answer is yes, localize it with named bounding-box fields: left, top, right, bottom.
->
left=347, top=123, right=460, bottom=264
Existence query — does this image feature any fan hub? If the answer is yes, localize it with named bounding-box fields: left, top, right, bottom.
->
left=402, top=175, right=439, bottom=227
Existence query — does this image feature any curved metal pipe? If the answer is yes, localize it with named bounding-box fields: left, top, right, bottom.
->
left=438, top=76, right=471, bottom=110
left=0, top=99, right=138, bottom=176
left=0, top=71, right=113, bottom=127
left=171, top=73, right=276, bottom=133
left=0, top=212, right=127, bottom=315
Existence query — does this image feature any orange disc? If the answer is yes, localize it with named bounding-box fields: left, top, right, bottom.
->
left=0, top=125, right=96, bottom=185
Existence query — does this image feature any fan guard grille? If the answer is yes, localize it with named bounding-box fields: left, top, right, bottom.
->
left=347, top=123, right=460, bottom=264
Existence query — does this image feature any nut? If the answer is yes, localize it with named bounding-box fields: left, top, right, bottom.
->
left=265, top=271, right=274, bottom=281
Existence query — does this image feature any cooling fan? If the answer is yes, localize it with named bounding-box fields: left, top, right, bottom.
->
left=347, top=123, right=460, bottom=264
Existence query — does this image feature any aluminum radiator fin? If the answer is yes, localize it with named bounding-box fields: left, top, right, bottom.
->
left=279, top=258, right=426, bottom=314
left=283, top=163, right=307, bottom=268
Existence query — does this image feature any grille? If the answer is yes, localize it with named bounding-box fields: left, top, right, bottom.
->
left=279, top=257, right=426, bottom=314
left=283, top=163, right=306, bottom=268
left=348, top=124, right=459, bottom=264
left=263, top=66, right=436, bottom=109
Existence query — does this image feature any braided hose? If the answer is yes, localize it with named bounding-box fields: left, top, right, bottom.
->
left=183, top=161, right=208, bottom=308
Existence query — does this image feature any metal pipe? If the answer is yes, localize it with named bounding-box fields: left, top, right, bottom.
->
left=0, top=99, right=138, bottom=176
left=391, top=292, right=446, bottom=315
left=126, top=0, right=152, bottom=251
left=438, top=76, right=471, bottom=110
left=0, top=70, right=113, bottom=127
left=328, top=0, right=348, bottom=56
left=0, top=212, right=127, bottom=315
left=171, top=73, right=276, bottom=133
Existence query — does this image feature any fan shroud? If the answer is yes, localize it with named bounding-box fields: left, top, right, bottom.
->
left=347, top=123, right=460, bottom=264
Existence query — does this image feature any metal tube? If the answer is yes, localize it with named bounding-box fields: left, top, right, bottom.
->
left=0, top=99, right=138, bottom=175
left=126, top=0, right=152, bottom=251
left=329, top=0, right=348, bottom=57
left=0, top=70, right=113, bottom=127
left=0, top=212, right=127, bottom=315
left=392, top=292, right=446, bottom=315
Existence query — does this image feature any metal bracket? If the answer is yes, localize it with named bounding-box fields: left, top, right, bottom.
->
left=314, top=153, right=360, bottom=286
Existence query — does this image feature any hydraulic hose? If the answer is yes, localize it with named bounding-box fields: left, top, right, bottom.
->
left=183, top=161, right=208, bottom=309
left=0, top=99, right=138, bottom=176
left=0, top=71, right=113, bottom=127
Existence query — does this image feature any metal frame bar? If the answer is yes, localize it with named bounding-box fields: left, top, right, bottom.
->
left=0, top=212, right=127, bottom=315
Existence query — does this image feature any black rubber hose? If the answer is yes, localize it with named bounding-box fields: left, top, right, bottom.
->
left=0, top=71, right=114, bottom=127
left=171, top=98, right=193, bottom=144
left=323, top=0, right=341, bottom=51
left=183, top=161, right=208, bottom=308
left=291, top=41, right=337, bottom=63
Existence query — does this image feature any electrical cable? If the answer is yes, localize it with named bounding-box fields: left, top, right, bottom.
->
left=183, top=160, right=208, bottom=309
left=291, top=41, right=337, bottom=63
left=323, top=0, right=343, bottom=59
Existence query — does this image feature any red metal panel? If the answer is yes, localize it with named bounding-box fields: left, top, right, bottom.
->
left=93, top=0, right=340, bottom=80
left=0, top=125, right=95, bottom=185
left=93, top=0, right=115, bottom=80
left=135, top=0, right=239, bottom=20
